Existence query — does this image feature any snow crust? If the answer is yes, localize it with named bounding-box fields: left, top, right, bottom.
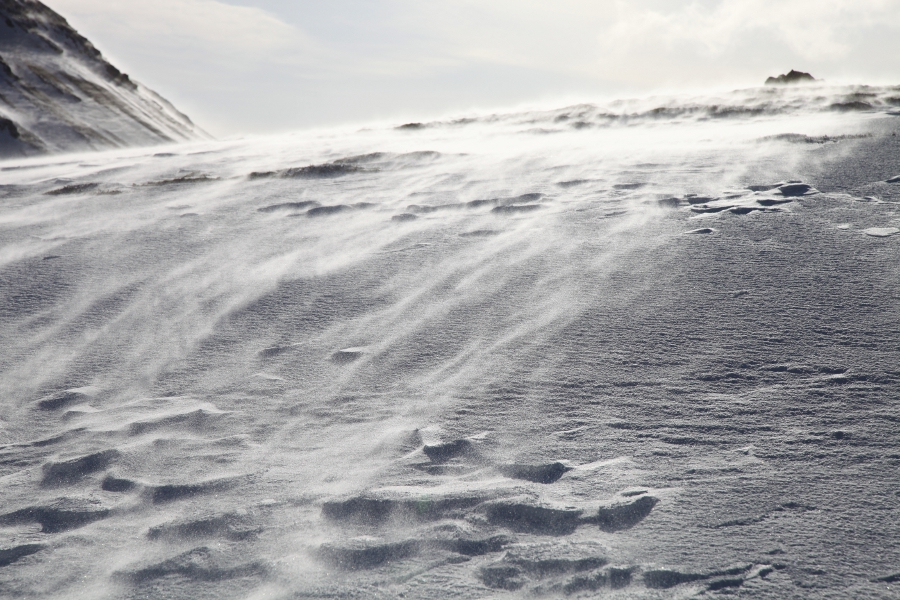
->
left=1, top=84, right=899, bottom=598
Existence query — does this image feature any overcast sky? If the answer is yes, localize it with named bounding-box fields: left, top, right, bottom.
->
left=49, top=0, right=900, bottom=136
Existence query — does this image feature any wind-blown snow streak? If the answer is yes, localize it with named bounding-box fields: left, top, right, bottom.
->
left=0, top=84, right=899, bottom=598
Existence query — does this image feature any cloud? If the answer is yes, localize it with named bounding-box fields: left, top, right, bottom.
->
left=48, top=0, right=313, bottom=65
left=393, top=0, right=900, bottom=82
left=41, top=0, right=900, bottom=134
left=601, top=0, right=900, bottom=61
left=48, top=0, right=900, bottom=80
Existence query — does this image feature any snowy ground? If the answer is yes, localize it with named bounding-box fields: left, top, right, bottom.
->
left=1, top=84, right=899, bottom=599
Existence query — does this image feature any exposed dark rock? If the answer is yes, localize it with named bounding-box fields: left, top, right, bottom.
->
left=765, top=70, right=816, bottom=85
left=0, top=56, right=17, bottom=80
left=0, top=116, right=20, bottom=138
left=0, top=0, right=206, bottom=158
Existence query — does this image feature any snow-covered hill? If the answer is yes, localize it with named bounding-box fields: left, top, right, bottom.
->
left=0, top=0, right=208, bottom=158
left=1, top=84, right=899, bottom=598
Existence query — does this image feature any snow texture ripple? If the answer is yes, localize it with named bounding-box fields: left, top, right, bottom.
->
left=1, top=84, right=899, bottom=599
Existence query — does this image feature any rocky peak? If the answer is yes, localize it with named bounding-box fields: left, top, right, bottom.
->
left=0, top=0, right=208, bottom=158
left=765, top=70, right=817, bottom=85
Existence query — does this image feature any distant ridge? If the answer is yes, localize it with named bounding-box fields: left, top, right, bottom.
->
left=0, top=0, right=209, bottom=158
left=765, top=70, right=816, bottom=85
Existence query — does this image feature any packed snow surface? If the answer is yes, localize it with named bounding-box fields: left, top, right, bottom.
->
left=1, top=84, right=900, bottom=599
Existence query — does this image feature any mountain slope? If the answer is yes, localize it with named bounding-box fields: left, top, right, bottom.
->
left=0, top=0, right=208, bottom=158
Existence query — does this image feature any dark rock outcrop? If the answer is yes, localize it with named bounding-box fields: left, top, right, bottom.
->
left=0, top=0, right=208, bottom=158
left=765, top=70, right=816, bottom=85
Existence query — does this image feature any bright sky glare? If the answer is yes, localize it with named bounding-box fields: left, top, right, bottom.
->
left=48, top=0, right=900, bottom=136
